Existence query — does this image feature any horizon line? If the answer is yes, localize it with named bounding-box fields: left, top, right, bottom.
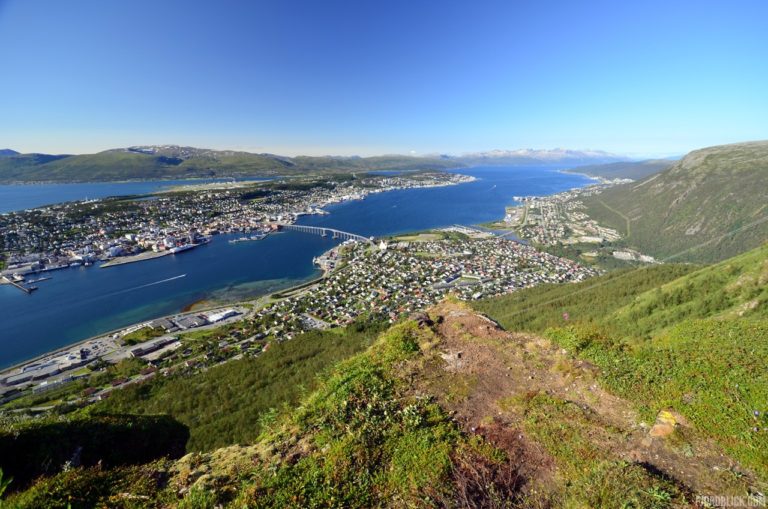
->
left=0, top=143, right=699, bottom=161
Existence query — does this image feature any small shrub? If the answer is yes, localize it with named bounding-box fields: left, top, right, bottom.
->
left=177, top=486, right=218, bottom=509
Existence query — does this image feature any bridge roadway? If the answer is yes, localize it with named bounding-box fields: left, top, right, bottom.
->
left=276, top=223, right=374, bottom=244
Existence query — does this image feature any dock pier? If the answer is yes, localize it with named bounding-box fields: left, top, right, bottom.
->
left=1, top=276, right=35, bottom=294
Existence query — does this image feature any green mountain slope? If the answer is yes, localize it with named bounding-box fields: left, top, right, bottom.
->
left=0, top=146, right=461, bottom=183
left=5, top=246, right=768, bottom=506
left=474, top=242, right=768, bottom=481
left=567, top=159, right=673, bottom=179
left=581, top=140, right=768, bottom=262
left=3, top=316, right=703, bottom=508
left=474, top=242, right=768, bottom=338
left=87, top=321, right=385, bottom=452
left=0, top=414, right=188, bottom=493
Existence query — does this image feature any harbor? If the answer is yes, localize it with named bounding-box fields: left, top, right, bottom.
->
left=0, top=303, right=248, bottom=404
left=0, top=173, right=469, bottom=292
left=0, top=167, right=593, bottom=370
left=1, top=275, right=38, bottom=294
left=228, top=232, right=268, bottom=244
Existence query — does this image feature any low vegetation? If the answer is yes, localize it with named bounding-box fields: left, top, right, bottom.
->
left=0, top=414, right=187, bottom=493
left=581, top=141, right=768, bottom=263
left=475, top=242, right=768, bottom=481
left=518, top=393, right=687, bottom=508
left=543, top=319, right=768, bottom=478
left=87, top=318, right=387, bottom=451
left=475, top=242, right=768, bottom=336
left=473, top=263, right=696, bottom=334
left=2, top=321, right=526, bottom=507
left=4, top=243, right=768, bottom=507
left=121, top=326, right=164, bottom=345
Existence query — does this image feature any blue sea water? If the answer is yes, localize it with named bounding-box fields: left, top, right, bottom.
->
left=0, top=178, right=267, bottom=214
left=298, top=167, right=589, bottom=236
left=0, top=167, right=592, bottom=368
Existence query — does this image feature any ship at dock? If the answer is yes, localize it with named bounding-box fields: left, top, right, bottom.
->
left=228, top=233, right=267, bottom=244
left=169, top=243, right=197, bottom=254
left=169, top=235, right=212, bottom=254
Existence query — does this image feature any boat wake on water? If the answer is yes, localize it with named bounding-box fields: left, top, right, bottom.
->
left=102, top=274, right=188, bottom=298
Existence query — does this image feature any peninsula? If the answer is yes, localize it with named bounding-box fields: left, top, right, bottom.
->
left=0, top=171, right=474, bottom=288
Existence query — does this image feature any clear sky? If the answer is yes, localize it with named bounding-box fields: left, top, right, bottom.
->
left=0, top=0, right=766, bottom=157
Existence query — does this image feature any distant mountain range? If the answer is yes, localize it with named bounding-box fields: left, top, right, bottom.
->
left=0, top=145, right=460, bottom=183
left=0, top=145, right=631, bottom=183
left=450, top=148, right=626, bottom=167
left=581, top=140, right=768, bottom=262
left=0, top=149, right=20, bottom=157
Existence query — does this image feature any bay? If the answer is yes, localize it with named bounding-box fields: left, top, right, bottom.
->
left=0, top=167, right=592, bottom=368
left=0, top=178, right=267, bottom=214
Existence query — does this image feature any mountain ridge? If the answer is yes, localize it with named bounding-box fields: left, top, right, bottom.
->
left=0, top=147, right=458, bottom=183
left=580, top=140, right=768, bottom=262
left=452, top=148, right=626, bottom=167
left=0, top=145, right=632, bottom=183
left=564, top=158, right=674, bottom=180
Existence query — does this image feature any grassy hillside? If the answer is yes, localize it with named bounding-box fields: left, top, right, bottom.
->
left=85, top=320, right=386, bottom=452
left=567, top=159, right=673, bottom=179
left=0, top=146, right=461, bottom=183
left=0, top=414, right=188, bottom=492
left=5, top=246, right=768, bottom=506
left=474, top=242, right=768, bottom=337
left=581, top=141, right=768, bottom=263
left=475, top=242, right=768, bottom=481
left=473, top=263, right=697, bottom=334
left=3, top=317, right=699, bottom=508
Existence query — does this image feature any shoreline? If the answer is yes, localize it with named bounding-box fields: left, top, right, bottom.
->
left=33, top=175, right=475, bottom=272
left=557, top=168, right=602, bottom=181
left=0, top=175, right=280, bottom=187
left=477, top=171, right=599, bottom=233
left=0, top=268, right=322, bottom=376
left=0, top=172, right=472, bottom=216
left=0, top=171, right=532, bottom=372
left=100, top=249, right=172, bottom=268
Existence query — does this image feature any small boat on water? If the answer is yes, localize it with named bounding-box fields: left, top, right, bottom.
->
left=25, top=276, right=51, bottom=284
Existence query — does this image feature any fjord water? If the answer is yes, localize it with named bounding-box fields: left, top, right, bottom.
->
left=0, top=178, right=267, bottom=214
left=299, top=167, right=590, bottom=236
left=0, top=167, right=591, bottom=368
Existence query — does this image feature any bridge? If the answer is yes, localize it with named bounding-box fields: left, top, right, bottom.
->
left=275, top=223, right=374, bottom=244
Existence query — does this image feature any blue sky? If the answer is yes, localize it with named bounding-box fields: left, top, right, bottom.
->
left=0, top=0, right=766, bottom=157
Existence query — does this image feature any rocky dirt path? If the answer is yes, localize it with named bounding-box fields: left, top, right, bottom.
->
left=412, top=302, right=760, bottom=503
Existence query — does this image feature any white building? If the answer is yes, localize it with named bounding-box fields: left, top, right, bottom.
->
left=205, top=309, right=239, bottom=323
